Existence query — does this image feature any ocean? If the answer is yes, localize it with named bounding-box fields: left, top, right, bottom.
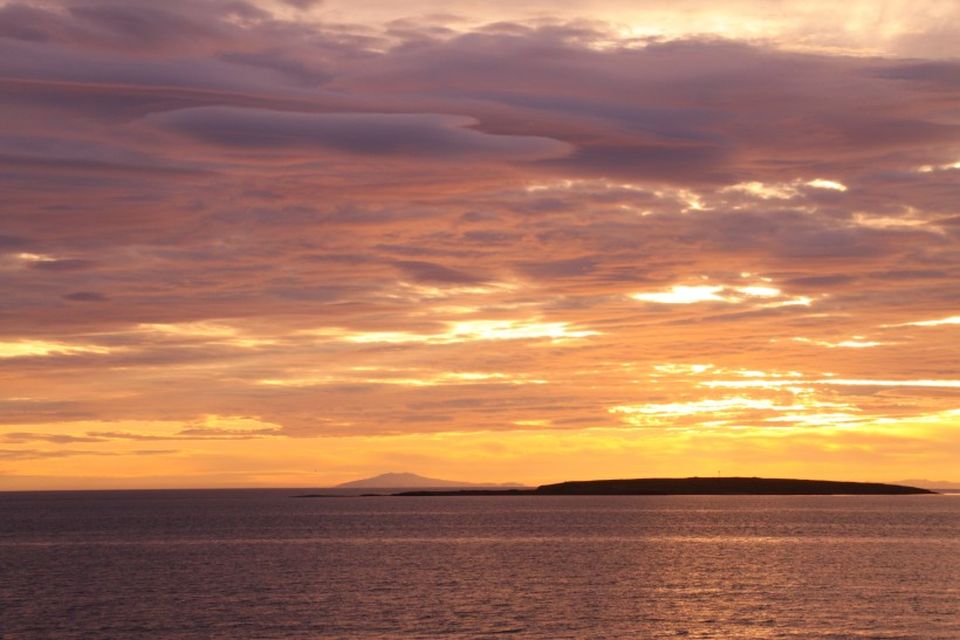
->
left=2, top=490, right=958, bottom=639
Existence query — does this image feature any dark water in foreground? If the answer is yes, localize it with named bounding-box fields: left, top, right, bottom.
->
left=2, top=491, right=959, bottom=639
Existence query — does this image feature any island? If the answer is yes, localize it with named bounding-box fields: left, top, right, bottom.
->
left=389, top=477, right=936, bottom=496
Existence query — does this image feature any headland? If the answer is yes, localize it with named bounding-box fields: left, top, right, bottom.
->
left=389, top=477, right=935, bottom=496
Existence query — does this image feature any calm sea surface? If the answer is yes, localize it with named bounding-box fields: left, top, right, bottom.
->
left=2, top=490, right=959, bottom=639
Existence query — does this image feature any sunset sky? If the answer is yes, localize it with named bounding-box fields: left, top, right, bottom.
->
left=2, top=0, right=960, bottom=489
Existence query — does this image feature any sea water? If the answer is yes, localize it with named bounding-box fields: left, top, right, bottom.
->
left=2, top=490, right=958, bottom=639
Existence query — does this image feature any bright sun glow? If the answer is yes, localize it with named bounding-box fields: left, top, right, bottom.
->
left=631, top=284, right=797, bottom=305
left=892, top=316, right=960, bottom=327
left=631, top=285, right=726, bottom=304
left=805, top=178, right=848, bottom=191
left=0, top=340, right=113, bottom=359
left=337, top=320, right=599, bottom=344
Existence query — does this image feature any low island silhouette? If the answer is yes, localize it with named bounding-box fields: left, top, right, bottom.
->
left=295, top=476, right=936, bottom=497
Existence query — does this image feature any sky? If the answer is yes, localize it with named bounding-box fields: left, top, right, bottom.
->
left=2, top=0, right=960, bottom=489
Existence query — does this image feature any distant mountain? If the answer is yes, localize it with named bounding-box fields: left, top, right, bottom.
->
left=333, top=472, right=523, bottom=489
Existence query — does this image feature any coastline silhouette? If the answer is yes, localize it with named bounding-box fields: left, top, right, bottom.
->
left=295, top=476, right=935, bottom=497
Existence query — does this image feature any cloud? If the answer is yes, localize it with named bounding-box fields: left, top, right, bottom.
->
left=147, top=107, right=573, bottom=160
left=29, top=258, right=97, bottom=271
left=63, top=291, right=108, bottom=302
left=3, top=2, right=960, bottom=485
left=0, top=447, right=174, bottom=459
left=282, top=0, right=323, bottom=9
left=515, top=256, right=596, bottom=279
left=391, top=260, right=487, bottom=284
left=2, top=432, right=105, bottom=444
